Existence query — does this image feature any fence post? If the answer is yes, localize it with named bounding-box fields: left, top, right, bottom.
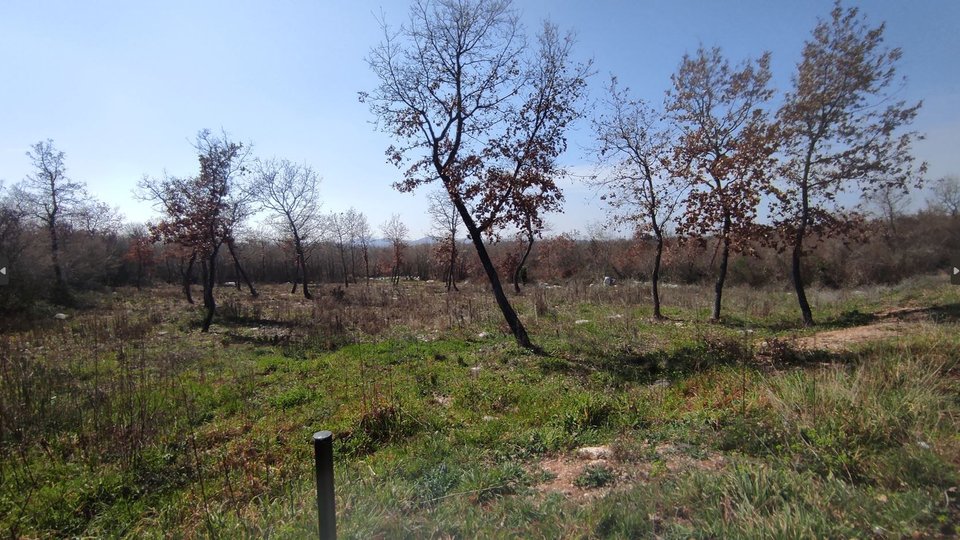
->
left=313, top=430, right=336, bottom=540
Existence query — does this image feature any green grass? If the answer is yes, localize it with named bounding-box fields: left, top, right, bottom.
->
left=1, top=278, right=958, bottom=537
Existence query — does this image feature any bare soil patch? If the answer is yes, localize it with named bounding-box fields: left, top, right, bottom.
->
left=793, top=321, right=907, bottom=352
left=792, top=305, right=947, bottom=352
left=533, top=444, right=725, bottom=503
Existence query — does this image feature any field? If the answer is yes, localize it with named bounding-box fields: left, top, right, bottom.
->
left=1, top=276, right=959, bottom=538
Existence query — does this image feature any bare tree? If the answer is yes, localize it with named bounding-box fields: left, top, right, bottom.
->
left=327, top=211, right=352, bottom=287
left=667, top=46, right=777, bottom=322
left=428, top=190, right=460, bottom=291
left=929, top=175, right=960, bottom=217
left=254, top=158, right=321, bottom=299
left=866, top=184, right=911, bottom=246
left=363, top=1, right=589, bottom=349
left=381, top=214, right=408, bottom=286
left=771, top=4, right=926, bottom=326
left=353, top=211, right=373, bottom=284
left=12, top=140, right=87, bottom=303
left=593, top=77, right=685, bottom=319
left=343, top=207, right=364, bottom=284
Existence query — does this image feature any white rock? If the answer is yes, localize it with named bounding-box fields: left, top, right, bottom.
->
left=576, top=446, right=611, bottom=460
left=470, top=366, right=481, bottom=375
left=53, top=313, right=68, bottom=320
left=482, top=415, right=496, bottom=422
left=575, top=319, right=590, bottom=325
left=477, top=332, right=489, bottom=339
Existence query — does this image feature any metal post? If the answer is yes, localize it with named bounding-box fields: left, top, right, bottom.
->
left=313, top=430, right=336, bottom=540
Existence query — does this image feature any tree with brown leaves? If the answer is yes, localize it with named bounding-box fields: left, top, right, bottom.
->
left=124, top=224, right=155, bottom=291
left=363, top=0, right=589, bottom=349
left=594, top=77, right=686, bottom=320
left=667, top=46, right=777, bottom=322
left=771, top=3, right=925, bottom=326
left=141, top=130, right=252, bottom=332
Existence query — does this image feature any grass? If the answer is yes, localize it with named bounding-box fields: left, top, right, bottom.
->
left=1, top=277, right=958, bottom=537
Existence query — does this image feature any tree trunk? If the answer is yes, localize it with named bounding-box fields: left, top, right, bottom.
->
left=791, top=233, right=814, bottom=326
left=452, top=198, right=532, bottom=349
left=652, top=234, right=664, bottom=320
left=48, top=216, right=70, bottom=303
left=201, top=246, right=220, bottom=332
left=135, top=260, right=143, bottom=291
left=349, top=246, right=357, bottom=284
left=182, top=252, right=196, bottom=304
left=297, top=247, right=312, bottom=299
left=513, top=233, right=534, bottom=294
left=793, top=148, right=815, bottom=327
left=338, top=245, right=349, bottom=288
left=363, top=246, right=371, bottom=286
left=711, top=216, right=731, bottom=321
left=227, top=240, right=257, bottom=297
left=446, top=239, right=458, bottom=292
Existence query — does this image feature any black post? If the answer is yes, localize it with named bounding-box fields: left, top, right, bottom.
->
left=313, top=430, right=336, bottom=540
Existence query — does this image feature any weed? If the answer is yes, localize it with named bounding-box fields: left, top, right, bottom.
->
left=574, top=464, right=616, bottom=489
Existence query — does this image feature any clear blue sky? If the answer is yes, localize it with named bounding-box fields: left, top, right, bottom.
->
left=1, top=1, right=957, bottom=239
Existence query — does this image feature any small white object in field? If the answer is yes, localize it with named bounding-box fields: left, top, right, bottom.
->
left=482, top=415, right=496, bottom=422
left=575, top=319, right=590, bottom=325
left=477, top=332, right=489, bottom=338
left=53, top=313, right=68, bottom=320
left=608, top=314, right=623, bottom=319
left=603, top=276, right=616, bottom=286
left=576, top=446, right=611, bottom=460
left=917, top=440, right=931, bottom=449
left=224, top=281, right=237, bottom=287
left=470, top=366, right=481, bottom=375
left=158, top=331, right=168, bottom=336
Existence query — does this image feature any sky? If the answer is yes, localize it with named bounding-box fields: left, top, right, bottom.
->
left=1, top=0, right=958, bottom=239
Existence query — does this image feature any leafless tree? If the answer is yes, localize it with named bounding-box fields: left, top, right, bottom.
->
left=593, top=77, right=686, bottom=319
left=343, top=207, right=364, bottom=284
left=428, top=190, right=460, bottom=291
left=327, top=211, right=352, bottom=288
left=353, top=211, right=373, bottom=284
left=254, top=158, right=321, bottom=299
left=381, top=214, right=408, bottom=285
left=771, top=4, right=925, bottom=326
left=929, top=175, right=960, bottom=217
left=866, top=184, right=911, bottom=246
left=363, top=1, right=589, bottom=349
left=12, top=140, right=88, bottom=303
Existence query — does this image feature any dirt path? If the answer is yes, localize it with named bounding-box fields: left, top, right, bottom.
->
left=792, top=306, right=940, bottom=352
